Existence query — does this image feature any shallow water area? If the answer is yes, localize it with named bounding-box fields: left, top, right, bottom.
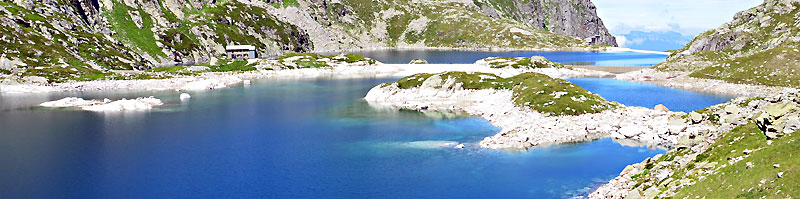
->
left=567, top=78, right=735, bottom=112
left=326, top=50, right=668, bottom=66
left=0, top=78, right=671, bottom=198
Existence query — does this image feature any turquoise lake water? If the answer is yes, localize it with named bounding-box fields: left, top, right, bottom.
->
left=328, top=50, right=668, bottom=66
left=569, top=78, right=734, bottom=112
left=0, top=77, right=734, bottom=198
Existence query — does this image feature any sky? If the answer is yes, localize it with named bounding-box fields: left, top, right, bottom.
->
left=592, top=0, right=764, bottom=36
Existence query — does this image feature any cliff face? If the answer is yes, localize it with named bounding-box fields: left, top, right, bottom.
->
left=474, top=0, right=618, bottom=46
left=656, top=0, right=800, bottom=87
left=0, top=0, right=614, bottom=82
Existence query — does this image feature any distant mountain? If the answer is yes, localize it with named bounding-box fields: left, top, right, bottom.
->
left=618, top=31, right=693, bottom=51
left=655, top=0, right=800, bottom=87
left=0, top=0, right=616, bottom=83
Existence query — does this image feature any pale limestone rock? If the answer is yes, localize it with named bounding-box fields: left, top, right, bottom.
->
left=689, top=112, right=704, bottom=124
left=654, top=104, right=670, bottom=112
left=180, top=93, right=191, bottom=101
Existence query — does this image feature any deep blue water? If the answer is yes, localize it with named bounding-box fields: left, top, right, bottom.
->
left=326, top=50, right=668, bottom=66
left=0, top=76, right=734, bottom=198
left=568, top=78, right=734, bottom=112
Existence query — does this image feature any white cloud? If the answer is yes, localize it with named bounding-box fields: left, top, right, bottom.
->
left=616, top=35, right=627, bottom=47
left=593, top=0, right=763, bottom=36
left=629, top=38, right=645, bottom=46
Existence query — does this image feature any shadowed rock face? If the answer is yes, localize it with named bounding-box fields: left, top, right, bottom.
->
left=475, top=0, right=618, bottom=46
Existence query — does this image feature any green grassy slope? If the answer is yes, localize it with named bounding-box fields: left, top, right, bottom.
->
left=388, top=71, right=618, bottom=115
left=611, top=96, right=800, bottom=198
left=0, top=0, right=309, bottom=83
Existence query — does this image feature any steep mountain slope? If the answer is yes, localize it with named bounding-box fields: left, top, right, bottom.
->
left=0, top=0, right=311, bottom=82
left=0, top=0, right=614, bottom=83
left=288, top=0, right=590, bottom=50
left=655, top=0, right=800, bottom=87
left=474, top=0, right=617, bottom=46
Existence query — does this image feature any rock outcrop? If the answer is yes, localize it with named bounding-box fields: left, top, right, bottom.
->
left=40, top=96, right=164, bottom=111
left=590, top=92, right=800, bottom=198
left=474, top=0, right=618, bottom=46
left=655, top=0, right=800, bottom=87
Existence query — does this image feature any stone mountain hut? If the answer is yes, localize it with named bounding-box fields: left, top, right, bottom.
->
left=226, top=45, right=258, bottom=59
left=585, top=35, right=602, bottom=45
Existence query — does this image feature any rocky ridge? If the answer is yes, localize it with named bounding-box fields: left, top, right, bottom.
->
left=474, top=0, right=617, bottom=46
left=655, top=0, right=800, bottom=87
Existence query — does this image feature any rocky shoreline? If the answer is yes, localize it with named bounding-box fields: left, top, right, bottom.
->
left=364, top=70, right=800, bottom=198
left=589, top=92, right=800, bottom=198
left=616, top=68, right=798, bottom=97
left=0, top=65, right=399, bottom=94
left=314, top=45, right=610, bottom=55
left=364, top=78, right=717, bottom=150
left=0, top=61, right=610, bottom=94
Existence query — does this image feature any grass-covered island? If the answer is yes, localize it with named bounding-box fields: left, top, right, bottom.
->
left=389, top=71, right=616, bottom=116
left=366, top=71, right=710, bottom=150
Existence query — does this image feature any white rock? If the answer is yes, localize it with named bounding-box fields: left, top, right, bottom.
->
left=40, top=97, right=103, bottom=107
left=619, top=126, right=645, bottom=138
left=180, top=93, right=191, bottom=101
left=41, top=97, right=163, bottom=112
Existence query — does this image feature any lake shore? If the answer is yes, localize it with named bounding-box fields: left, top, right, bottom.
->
left=615, top=68, right=798, bottom=97
left=364, top=81, right=718, bottom=150
left=0, top=63, right=611, bottom=94
left=312, top=45, right=610, bottom=55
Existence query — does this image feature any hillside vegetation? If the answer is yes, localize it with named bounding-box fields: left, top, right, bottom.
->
left=0, top=0, right=614, bottom=83
left=388, top=71, right=617, bottom=116
left=655, top=0, right=800, bottom=87
left=595, top=94, right=800, bottom=198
